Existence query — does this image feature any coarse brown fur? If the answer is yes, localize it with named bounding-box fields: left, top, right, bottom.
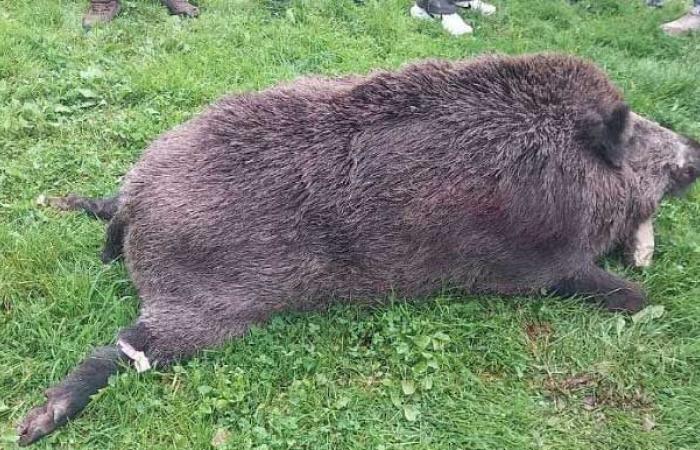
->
left=18, top=53, right=700, bottom=445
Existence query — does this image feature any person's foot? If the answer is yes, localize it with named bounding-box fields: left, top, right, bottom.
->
left=454, top=0, right=496, bottom=16
left=415, top=0, right=457, bottom=16
left=162, top=0, right=199, bottom=17
left=82, top=0, right=121, bottom=29
left=661, top=6, right=700, bottom=35
left=411, top=1, right=473, bottom=36
left=440, top=12, right=473, bottom=35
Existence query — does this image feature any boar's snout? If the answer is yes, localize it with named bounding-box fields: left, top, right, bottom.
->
left=668, top=137, right=700, bottom=194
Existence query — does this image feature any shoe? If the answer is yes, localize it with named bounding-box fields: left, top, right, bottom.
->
left=162, top=0, right=199, bottom=17
left=411, top=1, right=473, bottom=36
left=415, top=0, right=458, bottom=15
left=82, top=0, right=121, bottom=29
left=440, top=12, right=473, bottom=35
left=661, top=6, right=700, bottom=36
left=454, top=0, right=496, bottom=16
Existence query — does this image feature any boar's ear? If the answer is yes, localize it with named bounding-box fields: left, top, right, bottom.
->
left=578, top=102, right=630, bottom=169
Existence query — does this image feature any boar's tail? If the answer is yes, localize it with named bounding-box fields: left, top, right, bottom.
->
left=101, top=211, right=127, bottom=264
left=47, top=194, right=119, bottom=221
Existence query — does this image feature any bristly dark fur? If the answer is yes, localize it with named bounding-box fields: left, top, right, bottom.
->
left=19, top=53, right=700, bottom=446
left=119, top=53, right=642, bottom=327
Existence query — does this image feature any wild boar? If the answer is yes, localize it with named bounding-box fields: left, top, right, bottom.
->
left=18, top=53, right=699, bottom=445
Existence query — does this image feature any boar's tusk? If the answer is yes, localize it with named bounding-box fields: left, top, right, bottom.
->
left=631, top=219, right=655, bottom=268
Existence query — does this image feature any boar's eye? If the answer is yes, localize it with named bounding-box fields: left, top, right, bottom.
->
left=577, top=102, right=630, bottom=169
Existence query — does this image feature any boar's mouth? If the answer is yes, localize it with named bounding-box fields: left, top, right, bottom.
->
left=667, top=165, right=699, bottom=197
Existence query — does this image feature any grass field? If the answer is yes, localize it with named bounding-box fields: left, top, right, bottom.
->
left=1, top=0, right=700, bottom=448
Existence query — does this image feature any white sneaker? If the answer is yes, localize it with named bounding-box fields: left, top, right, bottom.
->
left=410, top=4, right=473, bottom=36
left=441, top=12, right=473, bottom=35
left=454, top=0, right=496, bottom=16
left=661, top=6, right=700, bottom=36
left=410, top=3, right=434, bottom=20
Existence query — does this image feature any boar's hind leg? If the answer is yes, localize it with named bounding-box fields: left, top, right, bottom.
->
left=48, top=194, right=119, bottom=221
left=17, top=345, right=127, bottom=446
left=47, top=194, right=126, bottom=263
left=18, top=305, right=253, bottom=445
left=119, top=305, right=255, bottom=367
left=16, top=320, right=158, bottom=446
left=551, top=266, right=646, bottom=313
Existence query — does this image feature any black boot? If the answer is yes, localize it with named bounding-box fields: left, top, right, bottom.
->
left=415, top=0, right=457, bottom=15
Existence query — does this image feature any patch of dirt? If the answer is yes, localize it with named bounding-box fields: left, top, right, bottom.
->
left=525, top=322, right=554, bottom=340
left=584, top=386, right=653, bottom=411
left=524, top=321, right=554, bottom=354
left=478, top=371, right=504, bottom=383
left=544, top=373, right=595, bottom=394
left=542, top=372, right=654, bottom=412
left=211, top=428, right=231, bottom=448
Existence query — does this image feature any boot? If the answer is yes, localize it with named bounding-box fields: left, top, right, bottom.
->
left=162, top=0, right=200, bottom=17
left=82, top=0, right=121, bottom=29
left=661, top=6, right=700, bottom=35
left=414, top=0, right=457, bottom=15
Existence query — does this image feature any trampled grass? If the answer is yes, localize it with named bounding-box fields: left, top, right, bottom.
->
left=1, top=0, right=699, bottom=448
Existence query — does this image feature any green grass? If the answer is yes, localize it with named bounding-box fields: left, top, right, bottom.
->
left=1, top=0, right=699, bottom=448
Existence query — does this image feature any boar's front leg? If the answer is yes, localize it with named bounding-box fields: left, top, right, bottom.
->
left=550, top=265, right=646, bottom=312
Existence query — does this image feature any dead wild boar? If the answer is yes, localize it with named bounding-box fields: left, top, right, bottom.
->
left=18, top=53, right=699, bottom=445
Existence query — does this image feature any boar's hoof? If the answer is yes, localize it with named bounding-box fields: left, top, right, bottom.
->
left=17, top=345, right=123, bottom=445
left=46, top=194, right=79, bottom=212
left=551, top=267, right=647, bottom=313
left=603, top=289, right=646, bottom=313
left=17, top=388, right=74, bottom=446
